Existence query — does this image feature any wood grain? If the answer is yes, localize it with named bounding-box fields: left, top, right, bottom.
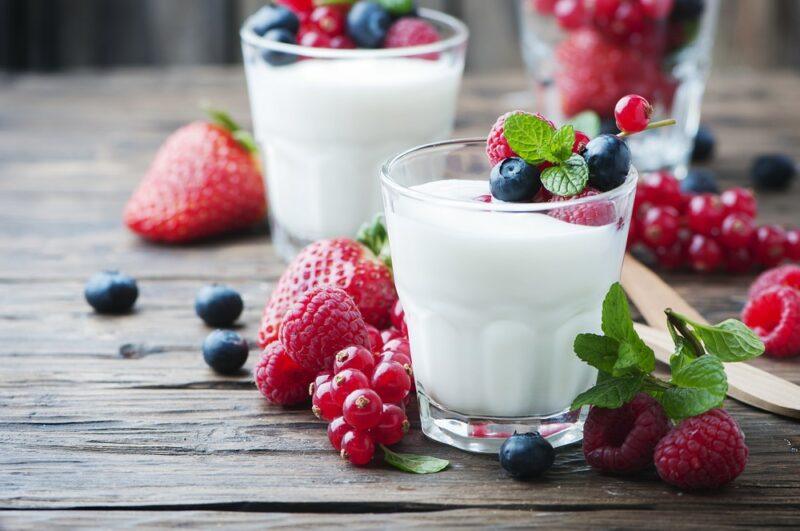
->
left=1, top=67, right=799, bottom=529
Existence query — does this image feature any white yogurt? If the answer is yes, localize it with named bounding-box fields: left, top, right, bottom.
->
left=386, top=180, right=629, bottom=418
left=244, top=57, right=463, bottom=246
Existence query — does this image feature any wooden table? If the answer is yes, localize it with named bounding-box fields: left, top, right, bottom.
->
left=1, top=67, right=799, bottom=529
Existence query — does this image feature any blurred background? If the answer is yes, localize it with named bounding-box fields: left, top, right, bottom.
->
left=2, top=0, right=800, bottom=72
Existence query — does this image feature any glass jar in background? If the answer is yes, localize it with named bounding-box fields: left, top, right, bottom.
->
left=518, top=0, right=719, bottom=177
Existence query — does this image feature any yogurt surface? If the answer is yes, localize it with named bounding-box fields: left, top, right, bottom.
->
left=245, top=57, right=463, bottom=245
left=386, top=179, right=629, bottom=417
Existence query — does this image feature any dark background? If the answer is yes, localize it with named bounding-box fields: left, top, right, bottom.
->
left=2, top=0, right=800, bottom=72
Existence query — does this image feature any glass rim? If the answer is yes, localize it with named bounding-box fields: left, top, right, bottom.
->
left=380, top=138, right=639, bottom=213
left=240, top=8, right=469, bottom=60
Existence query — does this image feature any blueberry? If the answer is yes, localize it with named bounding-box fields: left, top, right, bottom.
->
left=691, top=125, right=715, bottom=162
left=670, top=0, right=705, bottom=21
left=203, top=330, right=249, bottom=375
left=347, top=1, right=392, bottom=48
left=681, top=168, right=719, bottom=194
left=490, top=157, right=541, bottom=202
left=261, top=28, right=298, bottom=67
left=751, top=154, right=796, bottom=191
left=195, top=285, right=244, bottom=327
left=499, top=432, right=555, bottom=479
left=251, top=4, right=299, bottom=36
left=84, top=271, right=138, bottom=314
left=583, top=134, right=631, bottom=192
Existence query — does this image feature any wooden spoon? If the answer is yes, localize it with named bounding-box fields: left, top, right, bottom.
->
left=621, top=254, right=800, bottom=419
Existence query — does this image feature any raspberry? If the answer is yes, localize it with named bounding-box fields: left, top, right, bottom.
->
left=333, top=345, right=376, bottom=376
left=654, top=409, right=748, bottom=490
left=280, top=286, right=371, bottom=372
left=370, top=403, right=409, bottom=445
left=741, top=286, right=800, bottom=358
left=641, top=206, right=680, bottom=248
left=371, top=360, right=412, bottom=404
left=384, top=17, right=439, bottom=50
left=548, top=188, right=617, bottom=227
left=582, top=393, right=672, bottom=474
left=327, top=416, right=350, bottom=451
left=614, top=94, right=653, bottom=133
left=343, top=388, right=384, bottom=430
left=340, top=430, right=375, bottom=466
left=752, top=225, right=787, bottom=268
left=254, top=342, right=315, bottom=406
left=486, top=111, right=555, bottom=167
left=749, top=264, right=800, bottom=298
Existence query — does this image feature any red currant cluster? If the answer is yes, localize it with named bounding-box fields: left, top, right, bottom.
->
left=630, top=171, right=800, bottom=273
left=293, top=2, right=356, bottom=49
left=312, top=300, right=415, bottom=466
left=532, top=0, right=703, bottom=119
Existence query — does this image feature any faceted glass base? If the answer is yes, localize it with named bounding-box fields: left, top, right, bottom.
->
left=417, top=389, right=586, bottom=454
left=270, top=216, right=314, bottom=264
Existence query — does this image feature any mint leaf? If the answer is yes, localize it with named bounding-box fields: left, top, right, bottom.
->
left=503, top=113, right=555, bottom=164
left=574, top=333, right=619, bottom=374
left=571, top=373, right=644, bottom=410
left=549, top=125, right=575, bottom=162
left=690, top=319, right=765, bottom=362
left=567, top=111, right=601, bottom=138
left=541, top=154, right=589, bottom=196
left=601, top=283, right=634, bottom=342
left=669, top=337, right=695, bottom=375
left=381, top=445, right=449, bottom=474
left=613, top=341, right=655, bottom=376
left=661, top=355, right=727, bottom=419
left=376, top=0, right=413, bottom=15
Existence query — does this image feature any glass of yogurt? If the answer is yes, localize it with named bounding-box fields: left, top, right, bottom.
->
left=241, top=9, right=468, bottom=261
left=381, top=139, right=637, bottom=453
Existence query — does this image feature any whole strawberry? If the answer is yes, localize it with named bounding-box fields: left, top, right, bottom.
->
left=654, top=409, right=748, bottom=490
left=280, top=286, right=371, bottom=372
left=257, top=217, right=396, bottom=349
left=124, top=110, right=266, bottom=243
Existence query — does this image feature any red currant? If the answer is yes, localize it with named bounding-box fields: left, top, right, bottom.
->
left=720, top=187, right=757, bottom=218
left=381, top=337, right=411, bottom=357
left=687, top=234, right=723, bottom=272
left=752, top=225, right=787, bottom=268
left=687, top=193, right=725, bottom=236
left=329, top=35, right=356, bottom=49
left=641, top=206, right=680, bottom=248
left=380, top=327, right=403, bottom=345
left=309, top=5, right=346, bottom=37
left=592, top=0, right=621, bottom=26
left=573, top=130, right=590, bottom=154
left=720, top=213, right=755, bottom=249
left=534, top=0, right=559, bottom=14
left=638, top=171, right=682, bottom=210
left=379, top=350, right=412, bottom=369
left=311, top=380, right=340, bottom=421
left=370, top=404, right=410, bottom=445
left=554, top=0, right=586, bottom=29
left=639, top=0, right=674, bottom=19
left=327, top=416, right=350, bottom=450
left=365, top=324, right=383, bottom=353
left=311, top=371, right=332, bottom=394
left=725, top=247, right=754, bottom=274
left=340, top=430, right=375, bottom=466
left=614, top=94, right=653, bottom=133
left=333, top=346, right=376, bottom=377
left=786, top=228, right=800, bottom=261
left=609, top=1, right=645, bottom=38
left=343, top=388, right=383, bottom=430
left=298, top=29, right=331, bottom=48
left=390, top=299, right=406, bottom=331
left=371, top=361, right=412, bottom=404
left=331, top=368, right=370, bottom=406
left=655, top=241, right=685, bottom=270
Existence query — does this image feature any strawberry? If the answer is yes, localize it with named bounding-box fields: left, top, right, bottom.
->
left=124, top=110, right=266, bottom=243
left=257, top=216, right=397, bottom=349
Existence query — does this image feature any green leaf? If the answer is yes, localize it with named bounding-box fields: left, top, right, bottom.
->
left=204, top=107, right=240, bottom=133
left=381, top=445, right=449, bottom=474
left=613, top=341, right=655, bottom=376
left=316, top=0, right=357, bottom=6
left=356, top=214, right=392, bottom=270
left=233, top=130, right=259, bottom=155
left=661, top=355, right=727, bottom=420
left=690, top=319, right=765, bottom=362
left=540, top=154, right=589, bottom=196
left=503, top=113, right=556, bottom=165
left=375, top=0, right=414, bottom=14
left=567, top=111, right=601, bottom=138
left=601, top=283, right=634, bottom=342
left=571, top=373, right=644, bottom=410
left=669, top=337, right=695, bottom=375
left=549, top=125, right=575, bottom=163
left=574, top=333, right=619, bottom=374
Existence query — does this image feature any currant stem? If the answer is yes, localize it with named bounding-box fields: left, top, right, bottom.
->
left=617, top=118, right=677, bottom=139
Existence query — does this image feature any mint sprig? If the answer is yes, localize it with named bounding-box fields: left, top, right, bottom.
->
left=503, top=114, right=589, bottom=196
left=570, top=283, right=765, bottom=420
left=381, top=445, right=449, bottom=474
